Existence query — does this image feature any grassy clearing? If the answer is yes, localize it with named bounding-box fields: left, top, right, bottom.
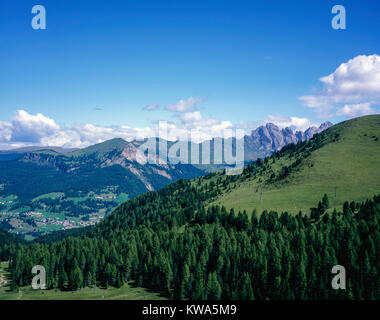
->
left=115, top=193, right=129, bottom=204
left=32, top=192, right=65, bottom=202
left=0, top=195, right=18, bottom=202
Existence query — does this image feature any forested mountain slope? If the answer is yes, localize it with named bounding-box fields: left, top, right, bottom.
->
left=4, top=116, right=380, bottom=300
left=0, top=227, right=25, bottom=260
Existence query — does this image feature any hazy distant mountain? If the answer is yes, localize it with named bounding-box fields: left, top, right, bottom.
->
left=0, top=146, right=78, bottom=154
left=0, top=146, right=79, bottom=161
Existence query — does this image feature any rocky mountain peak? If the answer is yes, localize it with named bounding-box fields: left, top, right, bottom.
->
left=319, top=121, right=333, bottom=131
left=248, top=121, right=333, bottom=152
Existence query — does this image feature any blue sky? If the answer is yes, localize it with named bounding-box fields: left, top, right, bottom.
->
left=0, top=0, right=380, bottom=148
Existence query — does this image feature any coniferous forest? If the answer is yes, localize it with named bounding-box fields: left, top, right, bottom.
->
left=4, top=176, right=379, bottom=300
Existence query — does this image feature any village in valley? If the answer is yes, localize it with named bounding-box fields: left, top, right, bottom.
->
left=0, top=189, right=127, bottom=240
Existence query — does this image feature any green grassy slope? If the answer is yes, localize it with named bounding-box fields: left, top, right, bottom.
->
left=207, top=115, right=380, bottom=214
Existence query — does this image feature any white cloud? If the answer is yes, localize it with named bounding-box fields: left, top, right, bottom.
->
left=165, top=97, right=203, bottom=113
left=39, top=124, right=157, bottom=148
left=0, top=110, right=157, bottom=149
left=163, top=111, right=233, bottom=142
left=336, top=103, right=376, bottom=117
left=263, top=115, right=317, bottom=132
left=11, top=110, right=60, bottom=143
left=300, top=54, right=380, bottom=116
left=180, top=111, right=202, bottom=123
left=0, top=121, right=12, bottom=142
left=238, top=115, right=318, bottom=132
left=143, top=104, right=160, bottom=111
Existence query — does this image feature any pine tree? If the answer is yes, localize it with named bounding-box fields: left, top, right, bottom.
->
left=70, top=266, right=83, bottom=290
left=241, top=272, right=254, bottom=300
left=207, top=272, right=222, bottom=300
left=322, top=194, right=329, bottom=211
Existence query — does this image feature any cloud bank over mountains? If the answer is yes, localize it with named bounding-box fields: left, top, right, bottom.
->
left=0, top=109, right=320, bottom=150
left=0, top=110, right=154, bottom=149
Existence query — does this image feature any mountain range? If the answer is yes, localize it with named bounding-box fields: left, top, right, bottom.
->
left=245, top=121, right=333, bottom=153
left=0, top=120, right=333, bottom=163
left=0, top=121, right=332, bottom=239
left=0, top=120, right=333, bottom=196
